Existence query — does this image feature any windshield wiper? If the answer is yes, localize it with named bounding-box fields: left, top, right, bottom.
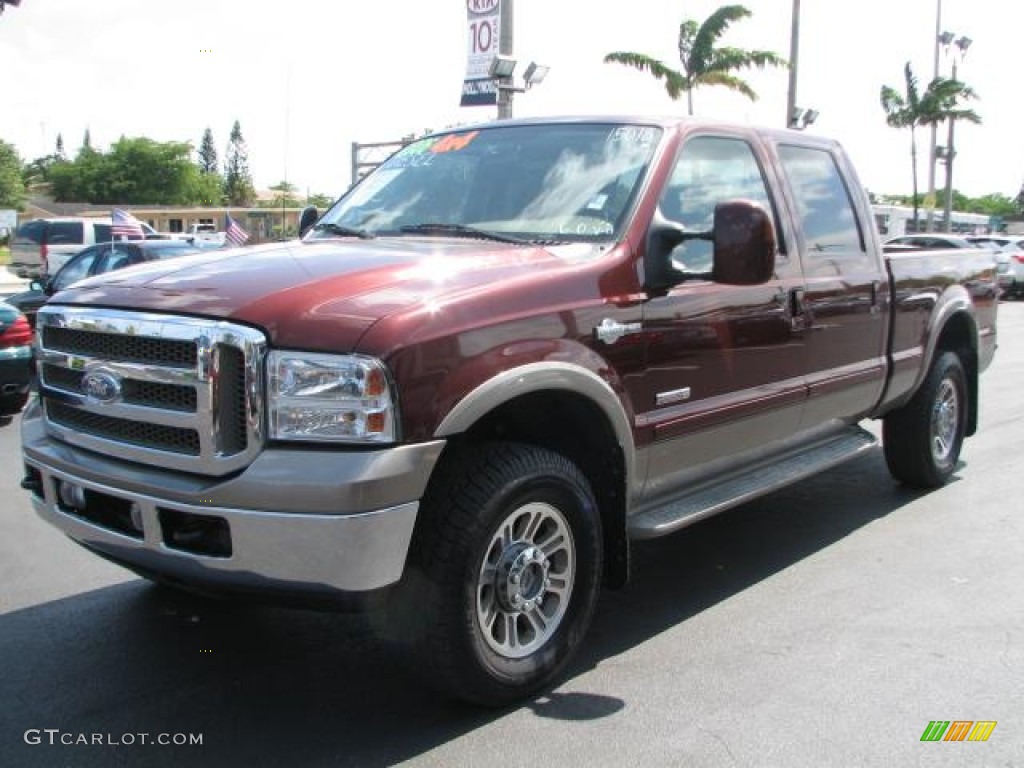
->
left=398, top=223, right=528, bottom=245
left=312, top=222, right=375, bottom=239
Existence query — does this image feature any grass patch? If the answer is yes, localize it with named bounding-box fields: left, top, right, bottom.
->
left=0, top=246, right=9, bottom=266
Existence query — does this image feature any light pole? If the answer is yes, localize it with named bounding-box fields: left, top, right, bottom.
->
left=496, top=0, right=515, bottom=120
left=925, top=0, right=943, bottom=231
left=786, top=0, right=801, bottom=128
left=940, top=34, right=972, bottom=233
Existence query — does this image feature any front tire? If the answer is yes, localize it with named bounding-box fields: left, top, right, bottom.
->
left=393, top=442, right=603, bottom=706
left=883, top=350, right=967, bottom=488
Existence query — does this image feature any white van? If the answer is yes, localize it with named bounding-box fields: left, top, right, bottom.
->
left=8, top=217, right=157, bottom=279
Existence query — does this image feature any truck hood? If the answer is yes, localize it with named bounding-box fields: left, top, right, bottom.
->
left=52, top=239, right=596, bottom=352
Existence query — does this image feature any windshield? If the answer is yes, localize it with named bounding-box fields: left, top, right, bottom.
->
left=313, top=122, right=663, bottom=244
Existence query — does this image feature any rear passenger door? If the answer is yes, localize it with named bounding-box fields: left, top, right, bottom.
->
left=775, top=144, right=888, bottom=430
left=640, top=133, right=808, bottom=498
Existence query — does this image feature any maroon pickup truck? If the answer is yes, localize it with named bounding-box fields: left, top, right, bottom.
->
left=20, top=117, right=998, bottom=705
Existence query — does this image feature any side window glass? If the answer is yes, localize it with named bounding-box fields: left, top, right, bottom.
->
left=94, top=224, right=112, bottom=243
left=95, top=246, right=137, bottom=274
left=778, top=145, right=865, bottom=256
left=52, top=247, right=104, bottom=292
left=659, top=136, right=778, bottom=272
left=47, top=221, right=84, bottom=245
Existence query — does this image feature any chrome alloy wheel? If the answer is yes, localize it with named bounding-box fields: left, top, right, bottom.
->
left=931, top=378, right=960, bottom=465
left=476, top=501, right=576, bottom=659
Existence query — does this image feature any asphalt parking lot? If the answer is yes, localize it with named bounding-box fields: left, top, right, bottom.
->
left=0, top=302, right=1021, bottom=767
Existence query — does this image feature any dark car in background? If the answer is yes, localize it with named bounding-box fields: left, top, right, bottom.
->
left=6, top=239, right=204, bottom=327
left=0, top=300, right=33, bottom=415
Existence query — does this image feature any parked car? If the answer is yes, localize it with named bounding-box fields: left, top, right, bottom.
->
left=7, top=217, right=168, bottom=280
left=883, top=234, right=986, bottom=250
left=993, top=244, right=1024, bottom=299
left=0, top=300, right=33, bottom=415
left=884, top=234, right=1014, bottom=294
left=968, top=236, right=1024, bottom=299
left=5, top=239, right=204, bottom=327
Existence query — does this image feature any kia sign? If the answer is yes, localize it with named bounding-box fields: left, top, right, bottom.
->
left=461, top=0, right=501, bottom=107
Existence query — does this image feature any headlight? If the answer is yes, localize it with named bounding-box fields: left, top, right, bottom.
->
left=267, top=352, right=396, bottom=443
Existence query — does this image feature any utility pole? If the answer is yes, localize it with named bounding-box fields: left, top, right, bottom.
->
left=925, top=0, right=942, bottom=232
left=786, top=0, right=800, bottom=128
left=496, top=0, right=515, bottom=120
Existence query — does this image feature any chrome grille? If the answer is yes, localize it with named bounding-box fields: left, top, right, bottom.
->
left=36, top=308, right=267, bottom=476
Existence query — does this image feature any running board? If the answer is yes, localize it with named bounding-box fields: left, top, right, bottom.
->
left=628, top=426, right=879, bottom=540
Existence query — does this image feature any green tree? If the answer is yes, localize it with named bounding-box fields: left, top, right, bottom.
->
left=196, top=127, right=222, bottom=205
left=81, top=128, right=92, bottom=153
left=48, top=137, right=212, bottom=205
left=307, top=192, right=334, bottom=209
left=881, top=62, right=925, bottom=230
left=223, top=120, right=255, bottom=207
left=55, top=133, right=66, bottom=161
left=261, top=180, right=300, bottom=208
left=604, top=4, right=785, bottom=115
left=919, top=74, right=981, bottom=229
left=0, top=139, right=27, bottom=210
left=198, top=127, right=218, bottom=174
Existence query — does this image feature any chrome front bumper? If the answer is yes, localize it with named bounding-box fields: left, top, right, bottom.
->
left=21, top=401, right=445, bottom=596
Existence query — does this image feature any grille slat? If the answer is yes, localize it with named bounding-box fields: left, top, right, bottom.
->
left=47, top=401, right=201, bottom=455
left=36, top=308, right=266, bottom=477
left=43, top=326, right=197, bottom=367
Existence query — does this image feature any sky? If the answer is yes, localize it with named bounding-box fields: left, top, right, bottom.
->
left=1, top=0, right=1020, bottom=202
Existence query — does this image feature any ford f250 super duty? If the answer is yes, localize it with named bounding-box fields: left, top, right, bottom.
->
left=20, top=117, right=998, bottom=705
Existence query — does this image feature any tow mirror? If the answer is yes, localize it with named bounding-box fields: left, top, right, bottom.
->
left=711, top=200, right=776, bottom=285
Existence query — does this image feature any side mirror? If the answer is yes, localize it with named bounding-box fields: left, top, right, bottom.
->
left=710, top=200, right=776, bottom=285
left=298, top=206, right=319, bottom=238
left=29, top=279, right=44, bottom=292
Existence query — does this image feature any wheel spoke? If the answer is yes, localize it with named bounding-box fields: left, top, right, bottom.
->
left=537, top=531, right=565, bottom=556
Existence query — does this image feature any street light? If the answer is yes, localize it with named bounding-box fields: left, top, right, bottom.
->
left=490, top=55, right=550, bottom=120
left=790, top=106, right=818, bottom=130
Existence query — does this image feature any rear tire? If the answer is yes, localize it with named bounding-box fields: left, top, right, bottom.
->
left=392, top=442, right=603, bottom=706
left=883, top=351, right=967, bottom=488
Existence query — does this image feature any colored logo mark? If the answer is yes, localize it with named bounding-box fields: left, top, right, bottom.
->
left=920, top=721, right=997, bottom=742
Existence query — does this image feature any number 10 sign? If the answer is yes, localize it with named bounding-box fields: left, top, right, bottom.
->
left=461, top=0, right=501, bottom=107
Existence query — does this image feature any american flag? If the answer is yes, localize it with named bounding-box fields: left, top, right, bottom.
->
left=225, top=213, right=249, bottom=246
left=111, top=208, right=144, bottom=239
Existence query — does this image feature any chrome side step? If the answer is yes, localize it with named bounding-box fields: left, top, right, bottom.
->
left=628, top=426, right=879, bottom=540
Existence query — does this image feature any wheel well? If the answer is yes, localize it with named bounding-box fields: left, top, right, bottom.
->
left=444, top=390, right=629, bottom=589
left=935, top=312, right=978, bottom=435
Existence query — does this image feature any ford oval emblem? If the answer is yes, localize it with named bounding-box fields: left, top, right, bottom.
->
left=81, top=371, right=123, bottom=404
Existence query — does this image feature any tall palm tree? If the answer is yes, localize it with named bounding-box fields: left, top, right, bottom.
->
left=918, top=75, right=981, bottom=133
left=604, top=4, right=786, bottom=116
left=920, top=74, right=981, bottom=229
left=880, top=63, right=924, bottom=229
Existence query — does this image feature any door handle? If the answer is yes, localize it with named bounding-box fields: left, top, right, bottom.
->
left=790, top=287, right=805, bottom=317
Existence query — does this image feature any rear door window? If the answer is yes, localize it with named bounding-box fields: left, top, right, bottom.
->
left=93, top=223, right=112, bottom=243
left=13, top=221, right=45, bottom=245
left=46, top=221, right=84, bottom=245
left=778, top=145, right=865, bottom=258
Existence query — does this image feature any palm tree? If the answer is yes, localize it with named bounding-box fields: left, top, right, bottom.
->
left=918, top=75, right=981, bottom=133
left=604, top=4, right=786, bottom=116
left=920, top=74, right=981, bottom=229
left=880, top=63, right=925, bottom=230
